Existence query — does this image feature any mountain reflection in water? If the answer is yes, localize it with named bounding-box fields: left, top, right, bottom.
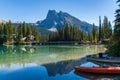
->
left=0, top=45, right=106, bottom=80
left=0, top=59, right=87, bottom=80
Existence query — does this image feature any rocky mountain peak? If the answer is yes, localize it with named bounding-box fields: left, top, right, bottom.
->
left=37, top=10, right=95, bottom=33
left=46, top=10, right=58, bottom=20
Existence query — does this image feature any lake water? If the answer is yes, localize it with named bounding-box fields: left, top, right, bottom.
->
left=0, top=45, right=106, bottom=80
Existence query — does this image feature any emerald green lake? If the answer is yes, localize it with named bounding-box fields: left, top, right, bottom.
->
left=0, top=45, right=106, bottom=80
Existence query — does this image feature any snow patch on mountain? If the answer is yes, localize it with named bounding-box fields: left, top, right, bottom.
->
left=37, top=10, right=96, bottom=33
left=48, top=27, right=57, bottom=32
left=54, top=21, right=57, bottom=25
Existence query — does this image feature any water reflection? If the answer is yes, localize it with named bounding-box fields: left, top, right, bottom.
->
left=0, top=59, right=88, bottom=80
left=0, top=45, right=36, bottom=54
left=42, top=58, right=86, bottom=76
left=0, top=66, right=48, bottom=80
left=0, top=45, right=106, bottom=80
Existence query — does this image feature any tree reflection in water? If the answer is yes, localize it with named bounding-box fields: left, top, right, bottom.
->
left=0, top=45, right=112, bottom=80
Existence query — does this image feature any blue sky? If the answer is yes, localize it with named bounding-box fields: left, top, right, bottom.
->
left=0, top=0, right=117, bottom=25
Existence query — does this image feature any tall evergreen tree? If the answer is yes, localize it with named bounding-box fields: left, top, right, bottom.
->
left=22, top=21, right=27, bottom=37
left=102, top=16, right=112, bottom=39
left=17, top=23, right=23, bottom=43
left=0, top=24, right=3, bottom=38
left=99, top=16, right=102, bottom=41
left=108, top=0, right=120, bottom=56
left=108, top=21, right=112, bottom=37
left=7, top=20, right=15, bottom=41
left=92, top=23, right=98, bottom=43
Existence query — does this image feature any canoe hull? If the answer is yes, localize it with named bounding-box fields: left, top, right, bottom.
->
left=87, top=58, right=120, bottom=63
left=74, top=66, right=120, bottom=74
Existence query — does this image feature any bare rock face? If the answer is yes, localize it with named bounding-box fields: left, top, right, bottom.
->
left=37, top=10, right=96, bottom=33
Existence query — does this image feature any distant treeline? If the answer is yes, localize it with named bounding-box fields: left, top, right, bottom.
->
left=0, top=21, right=40, bottom=44
left=49, top=16, right=112, bottom=43
left=0, top=16, right=112, bottom=45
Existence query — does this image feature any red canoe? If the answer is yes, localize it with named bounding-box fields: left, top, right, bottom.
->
left=74, top=66, right=120, bottom=74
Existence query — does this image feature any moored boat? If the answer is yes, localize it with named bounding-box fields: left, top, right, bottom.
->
left=74, top=66, right=120, bottom=74
left=87, top=58, right=120, bottom=63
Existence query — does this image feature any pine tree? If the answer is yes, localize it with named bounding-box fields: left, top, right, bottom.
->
left=7, top=20, right=15, bottom=41
left=17, top=23, right=23, bottom=43
left=99, top=16, right=102, bottom=41
left=92, top=24, right=98, bottom=43
left=108, top=21, right=112, bottom=37
left=3, top=24, right=8, bottom=42
left=22, top=21, right=27, bottom=37
left=102, top=16, right=112, bottom=39
left=108, top=0, right=120, bottom=56
left=64, top=24, right=70, bottom=41
left=0, top=24, right=3, bottom=38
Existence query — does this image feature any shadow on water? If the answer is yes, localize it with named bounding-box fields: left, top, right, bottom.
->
left=41, top=58, right=120, bottom=80
left=0, top=57, right=88, bottom=80
left=0, top=45, right=119, bottom=80
left=0, top=56, right=119, bottom=80
left=41, top=58, right=87, bottom=76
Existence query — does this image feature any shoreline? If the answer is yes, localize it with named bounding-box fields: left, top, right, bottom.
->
left=77, top=54, right=120, bottom=80
left=3, top=41, right=103, bottom=46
